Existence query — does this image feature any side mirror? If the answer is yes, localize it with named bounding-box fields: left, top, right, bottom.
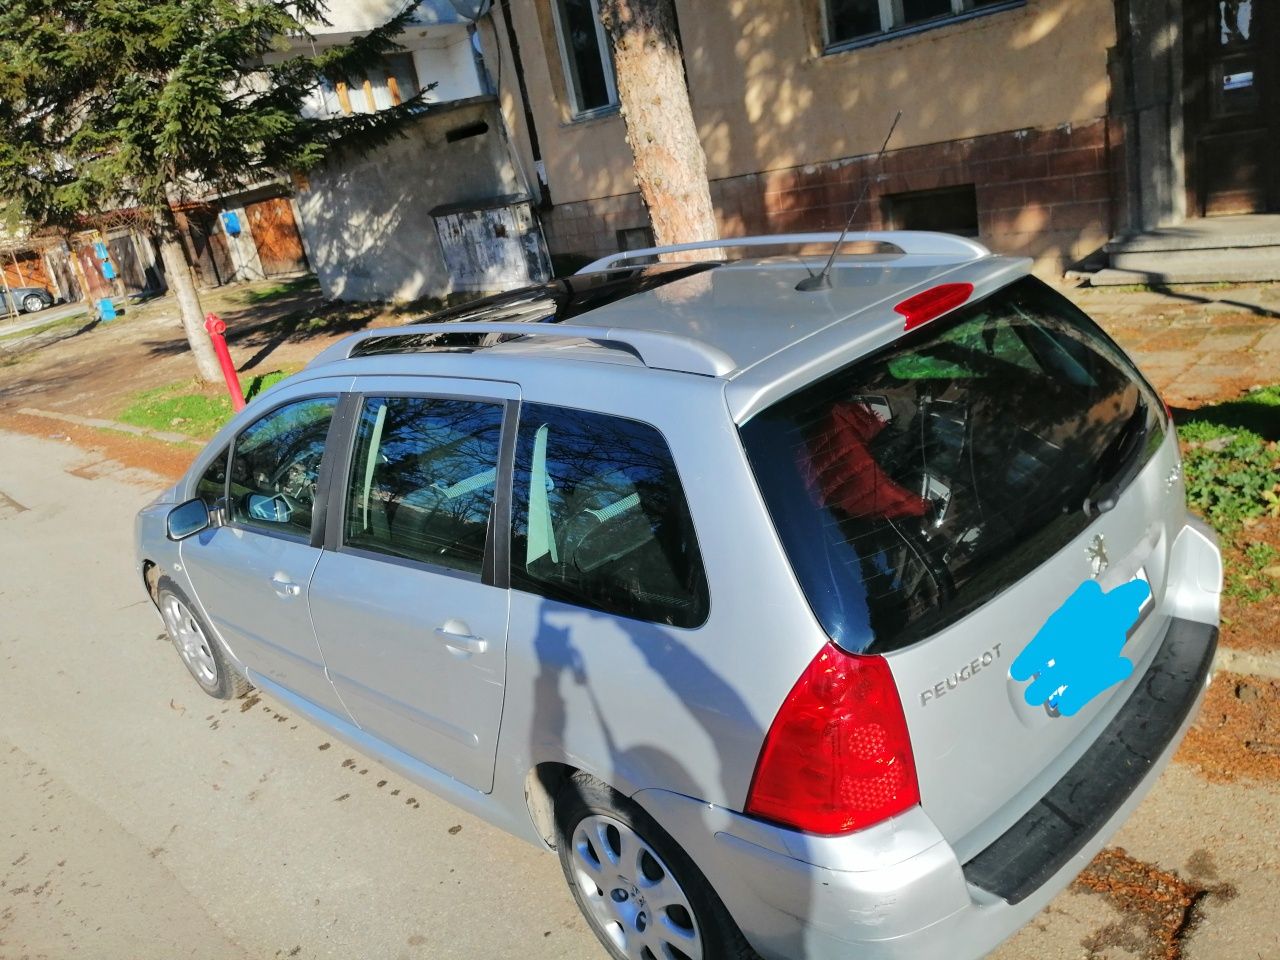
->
left=247, top=493, right=293, bottom=524
left=166, top=498, right=211, bottom=541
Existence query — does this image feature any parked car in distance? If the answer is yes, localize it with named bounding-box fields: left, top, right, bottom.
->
left=136, top=232, right=1221, bottom=960
left=2, top=285, right=55, bottom=314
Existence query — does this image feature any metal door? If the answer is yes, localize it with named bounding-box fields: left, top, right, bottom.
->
left=180, top=391, right=350, bottom=718
left=307, top=377, right=518, bottom=793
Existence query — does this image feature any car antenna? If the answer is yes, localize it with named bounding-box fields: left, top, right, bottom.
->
left=796, top=110, right=903, bottom=293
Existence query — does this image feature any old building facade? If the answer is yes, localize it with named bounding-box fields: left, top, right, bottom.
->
left=479, top=0, right=1277, bottom=278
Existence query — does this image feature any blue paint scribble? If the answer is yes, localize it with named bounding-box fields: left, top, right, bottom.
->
left=1011, top=578, right=1152, bottom=717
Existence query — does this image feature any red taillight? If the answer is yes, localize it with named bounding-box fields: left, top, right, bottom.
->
left=894, top=283, right=974, bottom=332
left=745, top=643, right=920, bottom=834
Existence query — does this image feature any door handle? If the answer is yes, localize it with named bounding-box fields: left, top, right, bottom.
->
left=270, top=575, right=302, bottom=598
left=435, top=623, right=488, bottom=656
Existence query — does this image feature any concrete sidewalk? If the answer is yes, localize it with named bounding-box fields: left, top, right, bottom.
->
left=1066, top=282, right=1280, bottom=406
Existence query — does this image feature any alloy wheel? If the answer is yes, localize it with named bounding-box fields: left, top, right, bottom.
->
left=569, top=813, right=703, bottom=960
left=161, top=594, right=218, bottom=687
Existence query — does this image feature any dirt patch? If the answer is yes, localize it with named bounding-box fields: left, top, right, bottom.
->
left=1176, top=671, right=1280, bottom=784
left=1072, top=847, right=1235, bottom=960
left=0, top=411, right=193, bottom=483
left=1217, top=515, right=1280, bottom=655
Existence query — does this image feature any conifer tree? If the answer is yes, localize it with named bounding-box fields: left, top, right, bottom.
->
left=0, top=0, right=427, bottom=380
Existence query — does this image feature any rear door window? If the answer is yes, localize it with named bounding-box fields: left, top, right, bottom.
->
left=740, top=276, right=1166, bottom=653
left=342, top=396, right=504, bottom=575
left=510, top=404, right=709, bottom=628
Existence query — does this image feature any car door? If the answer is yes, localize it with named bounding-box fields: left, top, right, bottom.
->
left=307, top=378, right=517, bottom=793
left=180, top=387, right=351, bottom=718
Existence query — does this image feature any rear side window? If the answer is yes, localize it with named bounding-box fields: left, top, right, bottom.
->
left=741, top=277, right=1166, bottom=653
left=510, top=404, right=709, bottom=628
left=229, top=397, right=337, bottom=537
left=343, top=396, right=504, bottom=575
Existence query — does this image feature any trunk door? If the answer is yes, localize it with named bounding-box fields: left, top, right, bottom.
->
left=739, top=276, right=1180, bottom=847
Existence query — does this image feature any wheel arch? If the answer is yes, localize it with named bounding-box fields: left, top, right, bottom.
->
left=524, top=761, right=578, bottom=849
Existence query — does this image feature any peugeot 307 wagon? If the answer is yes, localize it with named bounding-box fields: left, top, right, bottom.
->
left=135, top=232, right=1221, bottom=960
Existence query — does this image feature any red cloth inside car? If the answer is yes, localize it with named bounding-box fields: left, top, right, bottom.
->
left=803, top=402, right=929, bottom=520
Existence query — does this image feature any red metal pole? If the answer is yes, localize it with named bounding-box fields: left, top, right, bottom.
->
left=204, top=313, right=246, bottom=412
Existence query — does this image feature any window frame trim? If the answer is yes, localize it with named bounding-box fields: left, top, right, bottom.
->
left=323, top=389, right=518, bottom=589
left=548, top=0, right=620, bottom=118
left=822, top=0, right=1025, bottom=55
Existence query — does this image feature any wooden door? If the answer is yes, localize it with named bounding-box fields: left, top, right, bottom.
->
left=245, top=197, right=309, bottom=276
left=1184, top=0, right=1279, bottom=215
left=1, top=251, right=54, bottom=292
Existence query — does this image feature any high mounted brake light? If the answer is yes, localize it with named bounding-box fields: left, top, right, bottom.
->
left=745, top=643, right=920, bottom=834
left=894, top=283, right=975, bottom=332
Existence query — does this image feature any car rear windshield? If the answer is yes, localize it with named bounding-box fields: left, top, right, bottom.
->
left=740, top=276, right=1166, bottom=654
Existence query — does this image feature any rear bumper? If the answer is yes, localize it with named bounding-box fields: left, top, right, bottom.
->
left=635, top=614, right=1217, bottom=960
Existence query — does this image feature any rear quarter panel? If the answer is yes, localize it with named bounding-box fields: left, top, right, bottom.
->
left=490, top=363, right=831, bottom=812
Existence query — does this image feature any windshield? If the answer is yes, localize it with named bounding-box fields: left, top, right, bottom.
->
left=740, top=276, right=1166, bottom=654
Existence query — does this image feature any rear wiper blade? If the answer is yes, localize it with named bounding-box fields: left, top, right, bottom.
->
left=1082, top=404, right=1148, bottom=518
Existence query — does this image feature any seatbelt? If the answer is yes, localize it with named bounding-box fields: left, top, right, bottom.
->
left=360, top=402, right=389, bottom=531
left=526, top=424, right=559, bottom=566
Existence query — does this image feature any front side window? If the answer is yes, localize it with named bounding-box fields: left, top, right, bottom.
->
left=741, top=277, right=1166, bottom=653
left=343, top=396, right=504, bottom=575
left=510, top=404, right=708, bottom=627
left=553, top=0, right=618, bottom=114
left=229, top=397, right=337, bottom=537
left=827, top=0, right=1016, bottom=46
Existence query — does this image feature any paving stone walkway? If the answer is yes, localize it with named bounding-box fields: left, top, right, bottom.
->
left=1065, top=282, right=1280, bottom=407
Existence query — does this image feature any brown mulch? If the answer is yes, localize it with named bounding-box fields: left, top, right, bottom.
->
left=1072, top=847, right=1235, bottom=960
left=0, top=410, right=192, bottom=484
left=1176, top=671, right=1280, bottom=784
left=1217, top=515, right=1280, bottom=655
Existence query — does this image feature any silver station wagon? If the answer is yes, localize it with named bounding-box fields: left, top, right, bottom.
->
left=136, top=233, right=1221, bottom=960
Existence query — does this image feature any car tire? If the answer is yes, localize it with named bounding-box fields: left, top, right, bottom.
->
left=554, top=771, right=759, bottom=960
left=156, top=577, right=252, bottom=700
left=21, top=295, right=45, bottom=313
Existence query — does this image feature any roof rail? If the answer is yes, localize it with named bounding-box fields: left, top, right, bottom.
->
left=576, top=231, right=991, bottom=274
left=308, top=321, right=737, bottom=377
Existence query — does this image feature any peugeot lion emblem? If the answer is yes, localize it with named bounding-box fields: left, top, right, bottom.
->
left=1087, top=534, right=1109, bottom=576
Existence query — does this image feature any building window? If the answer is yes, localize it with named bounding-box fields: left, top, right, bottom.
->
left=883, top=185, right=980, bottom=237
left=827, top=0, right=1016, bottom=47
left=552, top=0, right=618, bottom=115
left=316, top=53, right=421, bottom=117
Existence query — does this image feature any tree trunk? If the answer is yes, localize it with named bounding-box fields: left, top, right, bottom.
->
left=155, top=204, right=221, bottom=383
left=598, top=0, right=719, bottom=260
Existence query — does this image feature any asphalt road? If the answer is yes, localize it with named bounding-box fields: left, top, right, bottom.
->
left=1, top=429, right=1277, bottom=960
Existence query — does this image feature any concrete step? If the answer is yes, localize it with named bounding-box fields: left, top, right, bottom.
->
left=1093, top=248, right=1280, bottom=286
left=1106, top=213, right=1280, bottom=253
left=1100, top=214, right=1280, bottom=284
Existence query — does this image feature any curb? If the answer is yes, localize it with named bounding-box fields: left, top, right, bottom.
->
left=1214, top=646, right=1280, bottom=681
left=17, top=407, right=202, bottom=446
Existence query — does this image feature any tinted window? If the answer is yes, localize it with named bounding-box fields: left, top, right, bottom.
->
left=229, top=397, right=337, bottom=537
left=196, top=447, right=228, bottom=507
left=740, top=277, right=1166, bottom=653
left=511, top=404, right=708, bottom=628
left=344, top=397, right=504, bottom=575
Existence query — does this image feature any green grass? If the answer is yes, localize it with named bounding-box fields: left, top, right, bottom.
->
left=237, top=275, right=319, bottom=305
left=1225, top=543, right=1280, bottom=603
left=1177, top=385, right=1280, bottom=605
left=118, top=369, right=294, bottom=437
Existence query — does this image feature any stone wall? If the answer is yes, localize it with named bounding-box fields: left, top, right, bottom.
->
left=543, top=119, right=1116, bottom=276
